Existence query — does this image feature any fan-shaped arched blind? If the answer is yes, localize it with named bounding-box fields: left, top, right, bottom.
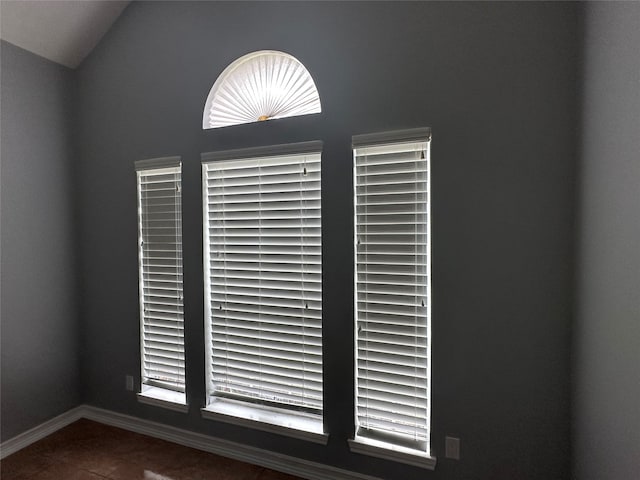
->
left=203, top=50, right=321, bottom=129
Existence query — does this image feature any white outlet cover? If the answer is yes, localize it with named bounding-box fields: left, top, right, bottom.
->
left=126, top=375, right=134, bottom=391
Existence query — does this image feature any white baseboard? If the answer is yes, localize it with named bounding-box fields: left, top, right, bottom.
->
left=1, top=404, right=383, bottom=480
left=0, top=406, right=84, bottom=459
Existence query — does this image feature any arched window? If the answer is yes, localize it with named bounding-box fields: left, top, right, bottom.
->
left=202, top=50, right=321, bottom=129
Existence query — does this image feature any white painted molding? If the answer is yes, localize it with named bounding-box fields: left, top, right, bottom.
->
left=201, top=400, right=327, bottom=445
left=137, top=389, right=188, bottom=413
left=2, top=405, right=385, bottom=480
left=0, top=406, right=84, bottom=459
left=348, top=438, right=436, bottom=470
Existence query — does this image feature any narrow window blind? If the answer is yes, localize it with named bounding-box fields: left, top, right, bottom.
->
left=136, top=158, right=185, bottom=394
left=354, top=130, right=431, bottom=454
left=203, top=148, right=322, bottom=415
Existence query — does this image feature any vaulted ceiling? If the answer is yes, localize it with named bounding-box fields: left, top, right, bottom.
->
left=0, top=0, right=130, bottom=69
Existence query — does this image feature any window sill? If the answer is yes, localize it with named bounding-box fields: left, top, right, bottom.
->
left=137, top=386, right=188, bottom=413
left=348, top=436, right=436, bottom=470
left=201, top=397, right=327, bottom=445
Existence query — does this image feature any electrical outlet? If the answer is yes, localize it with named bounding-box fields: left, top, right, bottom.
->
left=125, top=375, right=134, bottom=391
left=445, top=436, right=460, bottom=460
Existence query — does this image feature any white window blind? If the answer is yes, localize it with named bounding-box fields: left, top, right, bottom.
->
left=136, top=157, right=185, bottom=395
left=202, top=144, right=323, bottom=416
left=203, top=50, right=321, bottom=129
left=353, top=129, right=431, bottom=455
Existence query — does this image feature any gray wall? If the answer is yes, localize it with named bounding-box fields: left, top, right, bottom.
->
left=573, top=3, right=640, bottom=480
left=0, top=41, right=80, bottom=441
left=75, top=2, right=580, bottom=479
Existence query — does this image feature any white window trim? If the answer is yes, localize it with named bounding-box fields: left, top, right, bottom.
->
left=201, top=141, right=325, bottom=441
left=351, top=128, right=435, bottom=467
left=201, top=399, right=327, bottom=445
left=135, top=156, right=187, bottom=412
left=137, top=386, right=188, bottom=413
left=348, top=436, right=436, bottom=470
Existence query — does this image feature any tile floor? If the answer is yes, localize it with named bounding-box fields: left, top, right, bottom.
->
left=1, top=419, right=302, bottom=480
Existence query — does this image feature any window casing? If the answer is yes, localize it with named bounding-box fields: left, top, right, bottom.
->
left=350, top=129, right=434, bottom=468
left=135, top=157, right=187, bottom=411
left=201, top=142, right=325, bottom=442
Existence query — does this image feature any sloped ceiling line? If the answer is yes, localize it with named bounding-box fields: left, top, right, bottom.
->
left=0, top=0, right=130, bottom=69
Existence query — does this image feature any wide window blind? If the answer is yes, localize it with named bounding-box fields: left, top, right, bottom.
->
left=203, top=145, right=322, bottom=415
left=353, top=129, right=431, bottom=453
left=136, top=158, right=185, bottom=394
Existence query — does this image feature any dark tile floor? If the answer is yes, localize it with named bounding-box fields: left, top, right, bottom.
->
left=1, top=419, right=302, bottom=480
